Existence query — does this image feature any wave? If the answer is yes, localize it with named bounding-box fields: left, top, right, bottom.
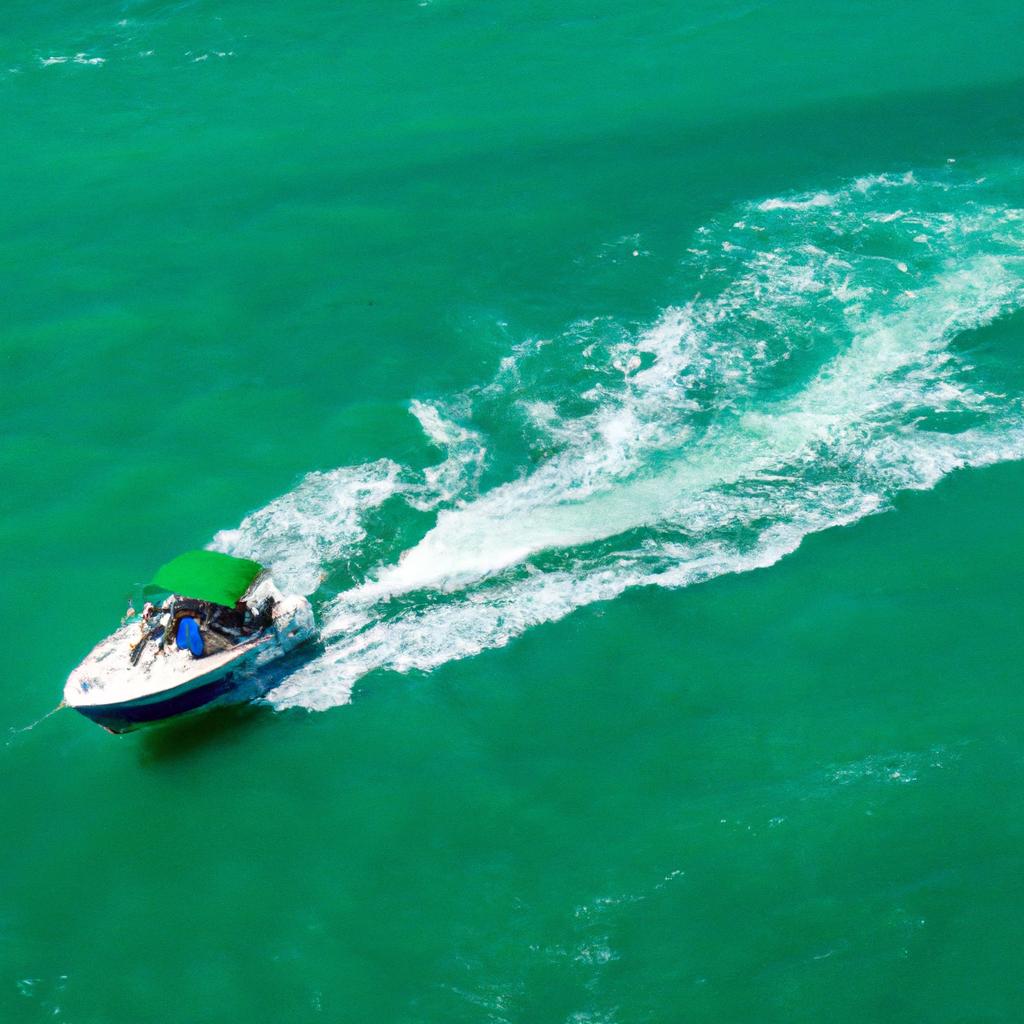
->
left=215, top=167, right=1024, bottom=709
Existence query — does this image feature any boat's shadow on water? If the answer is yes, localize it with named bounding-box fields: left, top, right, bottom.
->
left=135, top=702, right=270, bottom=762
left=135, top=641, right=323, bottom=763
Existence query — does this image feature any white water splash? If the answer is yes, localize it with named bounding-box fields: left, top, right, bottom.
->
left=405, top=399, right=487, bottom=510
left=211, top=461, right=402, bottom=596
left=220, top=169, right=1024, bottom=709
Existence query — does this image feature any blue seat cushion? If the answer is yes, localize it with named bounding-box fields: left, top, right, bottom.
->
left=176, top=616, right=205, bottom=657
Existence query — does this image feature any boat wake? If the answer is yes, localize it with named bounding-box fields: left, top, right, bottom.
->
left=214, top=167, right=1024, bottom=710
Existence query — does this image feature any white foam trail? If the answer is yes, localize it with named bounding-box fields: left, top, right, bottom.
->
left=272, top=417, right=1024, bottom=711
left=348, top=258, right=1024, bottom=601
left=211, top=170, right=1024, bottom=710
left=404, top=399, right=486, bottom=510
left=758, top=192, right=836, bottom=211
left=211, top=461, right=402, bottom=595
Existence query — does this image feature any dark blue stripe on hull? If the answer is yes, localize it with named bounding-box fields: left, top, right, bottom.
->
left=73, top=674, right=237, bottom=733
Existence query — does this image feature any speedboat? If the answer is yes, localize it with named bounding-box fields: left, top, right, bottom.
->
left=64, top=550, right=316, bottom=733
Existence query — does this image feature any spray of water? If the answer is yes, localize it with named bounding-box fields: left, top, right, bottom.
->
left=211, top=169, right=1024, bottom=709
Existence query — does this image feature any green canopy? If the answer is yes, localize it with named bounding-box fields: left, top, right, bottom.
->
left=144, top=549, right=264, bottom=607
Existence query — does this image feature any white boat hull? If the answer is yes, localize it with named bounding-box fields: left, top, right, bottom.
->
left=65, top=592, right=315, bottom=733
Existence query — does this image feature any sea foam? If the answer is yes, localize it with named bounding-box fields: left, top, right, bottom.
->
left=218, top=169, right=1024, bottom=710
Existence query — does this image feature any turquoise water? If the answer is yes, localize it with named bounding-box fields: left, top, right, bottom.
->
left=4, top=2, right=1024, bottom=1020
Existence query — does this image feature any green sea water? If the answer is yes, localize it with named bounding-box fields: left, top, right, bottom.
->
left=5, top=1, right=1024, bottom=1020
